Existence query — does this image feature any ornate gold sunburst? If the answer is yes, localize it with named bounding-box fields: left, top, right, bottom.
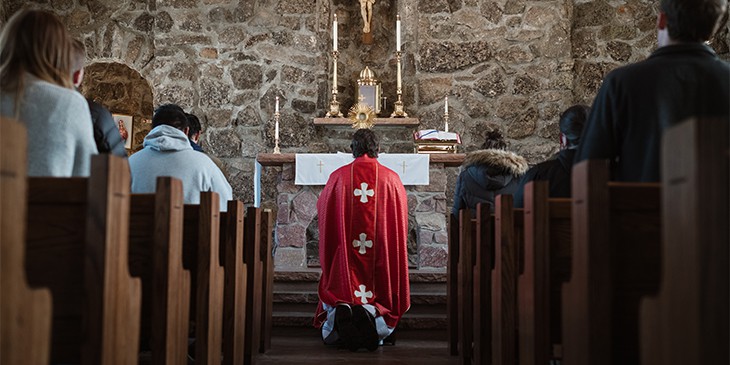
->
left=348, top=101, right=376, bottom=129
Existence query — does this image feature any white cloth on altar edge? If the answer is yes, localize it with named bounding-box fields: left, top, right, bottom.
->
left=295, top=153, right=430, bottom=185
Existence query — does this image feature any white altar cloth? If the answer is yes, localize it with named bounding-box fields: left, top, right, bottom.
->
left=295, top=153, right=430, bottom=185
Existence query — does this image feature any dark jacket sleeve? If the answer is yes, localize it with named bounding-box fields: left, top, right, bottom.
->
left=88, top=100, right=128, bottom=158
left=451, top=171, right=466, bottom=218
left=575, top=73, right=618, bottom=164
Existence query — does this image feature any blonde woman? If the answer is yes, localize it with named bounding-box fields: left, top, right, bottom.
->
left=0, top=9, right=97, bottom=177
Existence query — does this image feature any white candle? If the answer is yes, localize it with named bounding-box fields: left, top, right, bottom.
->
left=333, top=14, right=338, bottom=51
left=396, top=14, right=401, bottom=52
left=444, top=96, right=448, bottom=114
left=275, top=96, right=280, bottom=140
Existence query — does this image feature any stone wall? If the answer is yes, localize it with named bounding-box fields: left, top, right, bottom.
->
left=4, top=0, right=729, bottom=204
left=3, top=0, right=728, bottom=269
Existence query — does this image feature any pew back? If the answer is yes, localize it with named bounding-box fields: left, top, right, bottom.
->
left=0, top=118, right=52, bottom=364
left=25, top=155, right=141, bottom=365
left=563, top=159, right=661, bottom=365
left=640, top=117, right=729, bottom=365
left=128, top=177, right=190, bottom=365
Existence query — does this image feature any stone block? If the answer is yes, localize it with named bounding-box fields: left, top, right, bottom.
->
left=513, top=74, right=539, bottom=95
left=607, top=40, right=632, bottom=62
left=418, top=229, right=435, bottom=245
left=155, top=11, right=174, bottom=32
left=277, top=202, right=290, bottom=224
left=231, top=63, right=263, bottom=90
left=200, top=47, right=218, bottom=59
left=292, top=190, right=318, bottom=225
left=418, top=41, right=493, bottom=72
left=434, top=230, right=448, bottom=245
left=274, top=247, right=306, bottom=269
left=480, top=1, right=503, bottom=24
left=415, top=212, right=447, bottom=231
left=419, top=245, right=448, bottom=269
left=234, top=106, right=262, bottom=127
left=418, top=77, right=453, bottom=105
left=277, top=223, right=307, bottom=248
left=574, top=0, right=613, bottom=28
left=204, top=108, right=233, bottom=128
left=207, top=128, right=241, bottom=158
left=475, top=66, right=506, bottom=98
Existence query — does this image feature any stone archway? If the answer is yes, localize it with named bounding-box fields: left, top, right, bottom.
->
left=79, top=62, right=154, bottom=153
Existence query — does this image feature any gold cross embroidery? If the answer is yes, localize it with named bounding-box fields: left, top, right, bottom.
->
left=318, top=160, right=324, bottom=173
left=401, top=160, right=407, bottom=174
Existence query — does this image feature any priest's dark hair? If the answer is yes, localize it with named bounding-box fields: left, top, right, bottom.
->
left=351, top=128, right=379, bottom=158
left=152, top=103, right=188, bottom=130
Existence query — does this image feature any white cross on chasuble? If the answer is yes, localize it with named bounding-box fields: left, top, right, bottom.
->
left=353, top=182, right=375, bottom=203
left=352, top=233, right=373, bottom=255
left=354, top=284, right=373, bottom=304
left=294, top=153, right=429, bottom=185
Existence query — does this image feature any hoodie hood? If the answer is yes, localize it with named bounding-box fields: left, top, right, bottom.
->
left=462, top=148, right=529, bottom=176
left=143, top=125, right=194, bottom=152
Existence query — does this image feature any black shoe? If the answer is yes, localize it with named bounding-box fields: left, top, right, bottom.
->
left=383, top=331, right=396, bottom=346
left=334, top=304, right=360, bottom=351
left=352, top=305, right=379, bottom=351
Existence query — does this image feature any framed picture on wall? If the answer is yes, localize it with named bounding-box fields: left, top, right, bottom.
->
left=112, top=114, right=133, bottom=149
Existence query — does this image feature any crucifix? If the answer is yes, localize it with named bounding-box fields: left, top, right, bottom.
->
left=317, top=160, right=325, bottom=173
left=359, top=0, right=375, bottom=44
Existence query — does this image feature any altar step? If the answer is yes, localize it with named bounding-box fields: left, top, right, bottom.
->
left=272, top=269, right=447, bottom=330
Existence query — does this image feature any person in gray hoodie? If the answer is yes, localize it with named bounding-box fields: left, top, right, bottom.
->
left=451, top=129, right=528, bottom=217
left=129, top=104, right=232, bottom=211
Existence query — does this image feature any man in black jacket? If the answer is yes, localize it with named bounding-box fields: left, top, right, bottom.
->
left=70, top=39, right=127, bottom=158
left=514, top=105, right=590, bottom=208
left=576, top=0, right=729, bottom=182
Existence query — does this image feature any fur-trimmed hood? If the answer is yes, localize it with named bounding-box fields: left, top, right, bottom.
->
left=461, top=148, right=528, bottom=176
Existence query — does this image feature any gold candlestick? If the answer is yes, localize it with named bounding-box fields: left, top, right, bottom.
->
left=391, top=51, right=408, bottom=118
left=273, top=111, right=281, bottom=154
left=326, top=50, right=344, bottom=118
left=443, top=112, right=449, bottom=133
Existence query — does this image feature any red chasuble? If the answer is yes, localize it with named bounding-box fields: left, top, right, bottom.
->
left=314, top=155, right=410, bottom=329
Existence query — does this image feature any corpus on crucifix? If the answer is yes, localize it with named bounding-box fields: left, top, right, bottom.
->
left=360, top=0, right=375, bottom=44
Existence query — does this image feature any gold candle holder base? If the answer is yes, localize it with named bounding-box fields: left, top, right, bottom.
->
left=391, top=99, right=408, bottom=118
left=443, top=113, right=449, bottom=133
left=326, top=98, right=344, bottom=118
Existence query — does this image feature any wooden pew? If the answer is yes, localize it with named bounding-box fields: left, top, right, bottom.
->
left=0, top=118, right=52, bottom=364
left=221, top=200, right=247, bottom=365
left=128, top=177, right=190, bottom=364
left=640, top=117, right=729, bottom=365
left=259, top=209, right=274, bottom=353
left=519, top=181, right=572, bottom=365
left=493, top=195, right=521, bottom=365
left=457, top=209, right=474, bottom=364
left=243, top=206, right=264, bottom=364
left=447, top=213, right=460, bottom=356
left=183, top=192, right=224, bottom=365
left=24, top=155, right=141, bottom=364
left=562, top=159, right=661, bottom=365
left=472, top=203, right=493, bottom=365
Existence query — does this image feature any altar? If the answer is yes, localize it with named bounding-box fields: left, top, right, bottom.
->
left=255, top=153, right=465, bottom=272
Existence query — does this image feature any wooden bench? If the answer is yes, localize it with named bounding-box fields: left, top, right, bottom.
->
left=221, top=200, right=247, bottom=365
left=244, top=206, right=264, bottom=364
left=259, top=209, right=274, bottom=353
left=24, top=154, right=141, bottom=364
left=519, top=181, right=572, bottom=365
left=562, top=159, right=661, bottom=365
left=128, top=177, right=190, bottom=364
left=1, top=118, right=52, bottom=364
left=447, top=213, right=460, bottom=356
left=640, top=117, right=729, bottom=364
left=453, top=198, right=518, bottom=365
left=493, top=195, right=521, bottom=365
left=183, top=193, right=225, bottom=365
left=472, top=203, right=493, bottom=365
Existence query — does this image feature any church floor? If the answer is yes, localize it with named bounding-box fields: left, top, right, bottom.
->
left=254, top=327, right=459, bottom=364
